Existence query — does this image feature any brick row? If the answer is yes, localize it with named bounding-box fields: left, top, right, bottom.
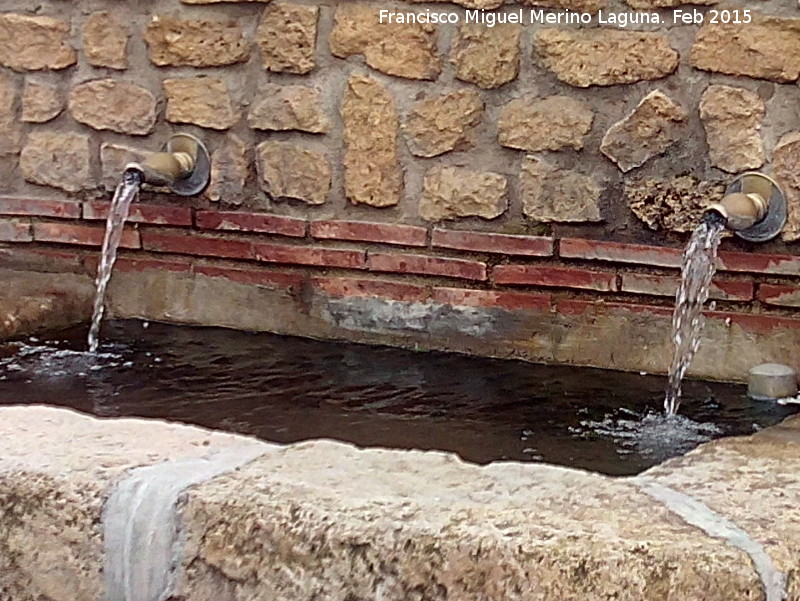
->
left=84, top=201, right=193, bottom=226
left=432, top=229, right=553, bottom=256
left=620, top=273, right=754, bottom=302
left=196, top=210, right=306, bottom=238
left=32, top=222, right=140, bottom=249
left=0, top=219, right=32, bottom=243
left=311, top=220, right=427, bottom=247
left=368, top=252, right=487, bottom=281
left=0, top=198, right=81, bottom=219
left=493, top=264, right=617, bottom=292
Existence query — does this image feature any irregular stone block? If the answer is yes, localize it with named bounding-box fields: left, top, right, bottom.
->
left=83, top=12, right=129, bottom=69
left=773, top=132, right=800, bottom=242
left=519, top=0, right=607, bottom=12
left=0, top=72, right=20, bottom=157
left=164, top=77, right=238, bottom=130
left=207, top=135, right=249, bottom=205
left=533, top=29, right=678, bottom=87
left=20, top=133, right=91, bottom=193
left=600, top=90, right=686, bottom=173
left=451, top=23, right=520, bottom=89
left=69, top=80, right=157, bottom=135
left=520, top=157, right=601, bottom=222
left=21, top=81, right=63, bottom=123
left=342, top=75, right=402, bottom=208
left=420, top=166, right=507, bottom=222
left=248, top=85, right=330, bottom=134
left=257, top=142, right=331, bottom=205
left=699, top=85, right=764, bottom=173
left=626, top=0, right=713, bottom=7
left=145, top=15, right=249, bottom=68
left=0, top=14, right=76, bottom=71
left=404, top=89, right=483, bottom=158
left=257, top=3, right=318, bottom=75
left=626, top=176, right=725, bottom=233
left=498, top=95, right=592, bottom=152
left=330, top=5, right=440, bottom=81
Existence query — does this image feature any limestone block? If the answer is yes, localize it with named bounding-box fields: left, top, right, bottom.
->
left=419, top=166, right=507, bottom=222
left=773, top=132, right=800, bottom=242
left=451, top=23, right=520, bottom=89
left=164, top=78, right=238, bottom=131
left=83, top=12, right=129, bottom=69
left=248, top=85, right=330, bottom=134
left=20, top=133, right=91, bottom=193
left=0, top=72, right=20, bottom=157
left=257, top=142, right=331, bottom=205
left=600, top=90, right=686, bottom=173
left=69, top=80, right=156, bottom=135
left=404, top=90, right=483, bottom=158
left=21, top=82, right=63, bottom=124
left=145, top=15, right=249, bottom=68
left=330, top=5, right=440, bottom=81
left=342, top=75, right=402, bottom=208
left=257, top=3, right=318, bottom=75
left=625, top=176, right=725, bottom=232
left=519, top=0, right=607, bottom=12
left=520, top=157, right=601, bottom=222
left=207, top=135, right=249, bottom=204
left=0, top=14, right=76, bottom=71
left=699, top=85, right=764, bottom=173
left=100, top=143, right=148, bottom=191
left=533, top=29, right=678, bottom=87
left=498, top=95, right=593, bottom=152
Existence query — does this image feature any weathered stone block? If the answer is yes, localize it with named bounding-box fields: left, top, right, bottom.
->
left=146, top=15, right=249, bottom=68
left=498, top=95, right=592, bottom=152
left=626, top=0, right=713, bottom=7
left=257, top=3, right=318, bottom=75
left=519, top=0, right=607, bottom=12
left=20, top=133, right=91, bottom=193
left=699, top=85, right=764, bottom=173
left=69, top=80, right=157, bottom=135
left=404, top=0, right=504, bottom=7
left=207, top=135, right=249, bottom=205
left=0, top=72, right=20, bottom=157
left=626, top=176, right=725, bottom=233
left=342, top=75, right=402, bottom=208
left=83, top=12, right=129, bottom=69
left=773, top=133, right=800, bottom=242
left=164, top=78, right=238, bottom=130
left=533, top=29, right=678, bottom=87
left=451, top=23, right=520, bottom=89
left=21, top=82, right=63, bottom=124
left=330, top=5, right=440, bottom=81
left=0, top=14, right=76, bottom=71
left=520, top=157, right=601, bottom=222
left=404, top=90, right=483, bottom=158
left=257, top=142, right=331, bottom=205
left=600, top=90, right=686, bottom=172
left=420, top=166, right=507, bottom=222
left=248, top=85, right=330, bottom=134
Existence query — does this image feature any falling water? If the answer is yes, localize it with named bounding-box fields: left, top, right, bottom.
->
left=664, top=212, right=727, bottom=415
left=87, top=169, right=142, bottom=352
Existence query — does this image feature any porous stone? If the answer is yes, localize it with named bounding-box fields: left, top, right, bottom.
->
left=164, top=78, right=238, bottom=130
left=691, top=17, right=800, bottom=83
left=419, top=166, right=507, bottom=222
left=83, top=12, right=129, bottom=69
left=100, top=143, right=147, bottom=191
left=257, top=3, right=318, bottom=75
left=498, top=95, right=593, bottom=152
left=533, top=29, right=678, bottom=87
left=520, top=157, right=601, bottom=222
left=600, top=90, right=687, bottom=173
left=404, top=90, right=483, bottom=158
left=69, top=80, right=157, bottom=135
left=330, top=5, right=440, bottom=80
left=247, top=85, right=330, bottom=134
left=519, top=0, right=607, bottom=12
left=207, top=135, right=249, bottom=205
left=0, top=72, right=20, bottom=157
left=20, top=133, right=91, bottom=193
left=257, top=142, right=331, bottom=205
left=773, top=132, right=800, bottom=242
left=145, top=15, right=249, bottom=68
left=699, top=85, right=764, bottom=173
left=342, top=75, right=402, bottom=208
left=451, top=23, right=520, bottom=89
left=21, top=82, right=63, bottom=124
left=0, top=14, right=77, bottom=71
left=625, top=176, right=726, bottom=233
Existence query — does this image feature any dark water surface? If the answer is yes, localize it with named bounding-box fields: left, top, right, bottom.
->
left=0, top=320, right=794, bottom=476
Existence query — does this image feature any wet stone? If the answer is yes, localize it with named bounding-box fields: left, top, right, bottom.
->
left=404, top=90, right=483, bottom=158
left=498, top=95, right=593, bottom=152
left=451, top=23, right=520, bottom=89
left=257, top=142, right=331, bottom=205
left=21, top=81, right=63, bottom=124
left=520, top=157, right=601, bottom=222
left=420, top=166, right=508, bottom=222
left=69, top=80, right=157, bottom=136
left=20, top=133, right=92, bottom=193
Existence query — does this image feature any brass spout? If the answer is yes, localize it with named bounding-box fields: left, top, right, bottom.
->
left=706, top=192, right=767, bottom=231
left=704, top=172, right=787, bottom=243
left=125, top=133, right=211, bottom=196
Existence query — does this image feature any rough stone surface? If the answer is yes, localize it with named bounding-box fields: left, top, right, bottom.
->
left=498, top=95, right=593, bottom=152
left=69, top=80, right=157, bottom=135
left=451, top=23, right=520, bottom=89
left=207, top=134, right=249, bottom=204
left=247, top=85, right=330, bottom=134
left=21, top=82, right=63, bottom=124
left=773, top=132, right=800, bottom=242
left=145, top=15, right=249, bottom=67
left=330, top=5, right=440, bottom=80
left=342, top=75, right=402, bottom=208
left=699, top=85, right=765, bottom=173
left=520, top=157, right=601, bottom=222
left=600, top=90, right=687, bottom=173
left=20, top=133, right=91, bottom=193
left=533, top=29, right=678, bottom=87
left=519, top=0, right=607, bottom=11
left=626, top=176, right=726, bottom=233
left=691, top=17, right=800, bottom=83
left=164, top=78, right=238, bottom=130
left=626, top=0, right=713, bottom=6
left=0, top=14, right=77, bottom=71
left=83, top=12, right=129, bottom=69
left=404, top=90, right=483, bottom=158
left=257, top=3, right=318, bottom=75
left=100, top=143, right=148, bottom=191
left=419, top=166, right=507, bottom=222
left=0, top=72, right=20, bottom=157
left=257, top=142, right=331, bottom=205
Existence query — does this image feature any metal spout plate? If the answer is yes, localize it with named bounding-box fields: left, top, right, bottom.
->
left=724, top=172, right=786, bottom=243
left=163, top=133, right=211, bottom=196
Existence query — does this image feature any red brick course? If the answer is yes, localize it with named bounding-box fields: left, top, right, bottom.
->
left=757, top=284, right=800, bottom=308
left=560, top=238, right=682, bottom=268
left=312, top=276, right=431, bottom=302
left=716, top=250, right=800, bottom=276
left=254, top=242, right=366, bottom=269
left=493, top=265, right=618, bottom=292
left=432, top=287, right=552, bottom=311
left=0, top=197, right=81, bottom=219
left=33, top=222, right=140, bottom=249
left=0, top=219, right=32, bottom=243
left=620, top=272, right=754, bottom=301
left=311, top=220, right=427, bottom=247
left=141, top=231, right=253, bottom=259
left=368, top=252, right=488, bottom=281
left=195, top=264, right=304, bottom=290
left=432, top=229, right=553, bottom=256
left=84, top=201, right=193, bottom=226
left=196, top=211, right=307, bottom=238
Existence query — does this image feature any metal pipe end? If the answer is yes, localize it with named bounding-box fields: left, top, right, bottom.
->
left=720, top=172, right=786, bottom=242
